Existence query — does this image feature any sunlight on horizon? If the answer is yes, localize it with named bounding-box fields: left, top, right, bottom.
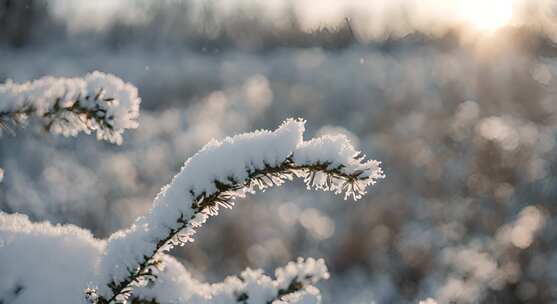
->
left=458, top=0, right=514, bottom=32
left=45, top=0, right=557, bottom=42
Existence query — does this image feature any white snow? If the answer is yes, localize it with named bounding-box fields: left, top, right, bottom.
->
left=0, top=71, right=140, bottom=144
left=0, top=212, right=330, bottom=304
left=0, top=212, right=104, bottom=304
left=134, top=256, right=329, bottom=304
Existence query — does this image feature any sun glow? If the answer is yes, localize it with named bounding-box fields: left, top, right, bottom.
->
left=459, top=0, right=514, bottom=32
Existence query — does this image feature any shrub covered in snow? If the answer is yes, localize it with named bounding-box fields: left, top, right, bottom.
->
left=0, top=212, right=330, bottom=304
left=0, top=76, right=384, bottom=304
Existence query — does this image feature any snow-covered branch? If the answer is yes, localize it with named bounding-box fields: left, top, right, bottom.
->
left=0, top=212, right=328, bottom=304
left=89, top=118, right=384, bottom=303
left=0, top=71, right=140, bottom=144
left=129, top=256, right=329, bottom=304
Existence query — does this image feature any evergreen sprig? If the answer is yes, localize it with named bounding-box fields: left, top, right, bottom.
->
left=89, top=155, right=372, bottom=304
left=0, top=88, right=116, bottom=137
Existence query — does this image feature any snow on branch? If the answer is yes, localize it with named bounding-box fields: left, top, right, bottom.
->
left=89, top=118, right=384, bottom=303
left=0, top=212, right=328, bottom=304
left=130, top=256, right=329, bottom=304
left=0, top=71, right=140, bottom=144
left=0, top=213, right=105, bottom=304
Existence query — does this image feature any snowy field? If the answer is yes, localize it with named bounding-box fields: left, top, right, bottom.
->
left=1, top=1, right=557, bottom=303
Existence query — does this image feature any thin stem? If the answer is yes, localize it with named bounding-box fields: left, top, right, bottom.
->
left=267, top=277, right=305, bottom=304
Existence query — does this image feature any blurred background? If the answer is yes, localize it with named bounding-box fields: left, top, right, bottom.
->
left=1, top=0, right=557, bottom=302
